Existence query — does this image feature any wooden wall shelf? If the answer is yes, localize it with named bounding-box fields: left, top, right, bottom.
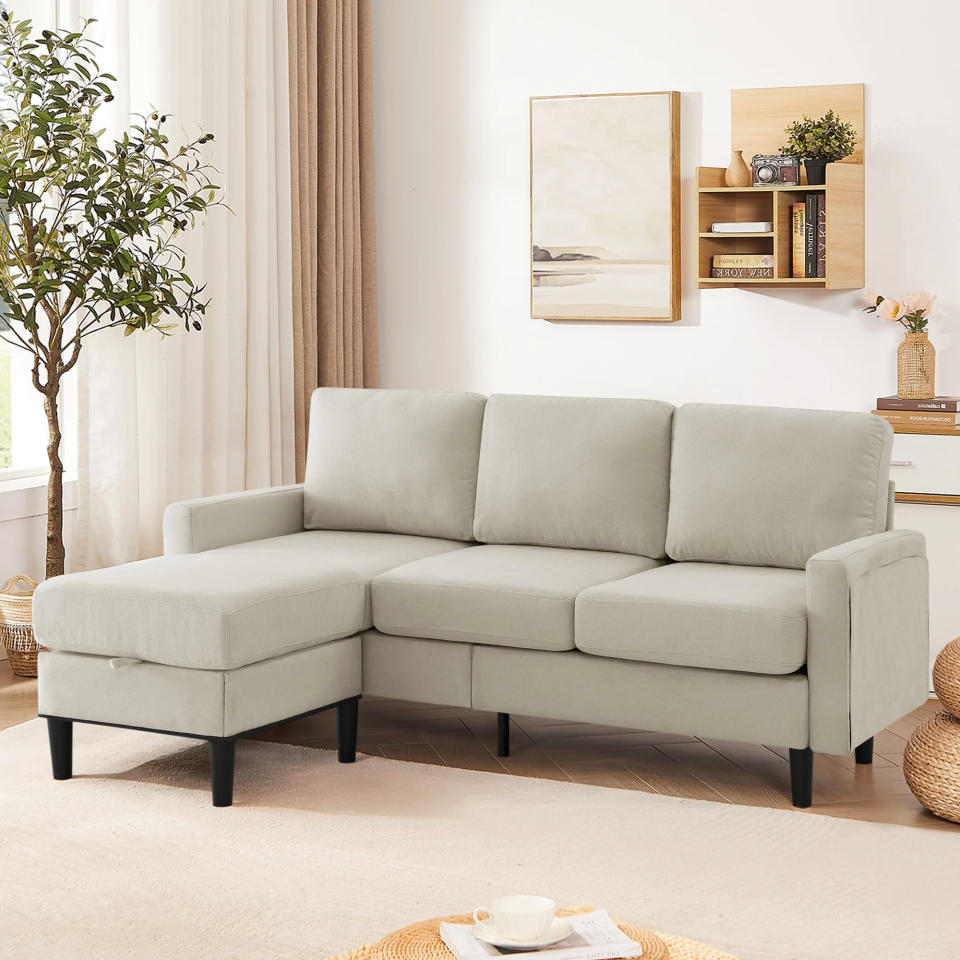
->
left=886, top=424, right=960, bottom=437
left=697, top=84, right=864, bottom=291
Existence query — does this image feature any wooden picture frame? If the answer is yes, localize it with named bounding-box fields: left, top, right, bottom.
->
left=530, top=91, right=681, bottom=323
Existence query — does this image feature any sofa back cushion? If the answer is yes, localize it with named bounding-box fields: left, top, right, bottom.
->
left=473, top=394, right=674, bottom=557
left=666, top=403, right=893, bottom=569
left=304, top=388, right=486, bottom=541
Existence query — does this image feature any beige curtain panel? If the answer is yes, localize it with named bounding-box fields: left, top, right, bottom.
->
left=288, top=0, right=379, bottom=479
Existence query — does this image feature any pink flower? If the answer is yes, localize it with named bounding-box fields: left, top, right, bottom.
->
left=899, top=291, right=936, bottom=316
left=864, top=289, right=881, bottom=307
left=877, top=298, right=902, bottom=323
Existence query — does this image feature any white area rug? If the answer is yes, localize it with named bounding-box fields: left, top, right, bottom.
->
left=1, top=718, right=958, bottom=960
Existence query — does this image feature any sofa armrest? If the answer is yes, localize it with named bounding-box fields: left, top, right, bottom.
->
left=162, top=484, right=305, bottom=555
left=806, top=529, right=928, bottom=755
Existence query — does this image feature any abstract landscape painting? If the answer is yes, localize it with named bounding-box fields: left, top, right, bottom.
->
left=530, top=92, right=679, bottom=322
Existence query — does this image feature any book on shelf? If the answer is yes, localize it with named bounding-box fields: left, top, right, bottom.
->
left=804, top=194, right=817, bottom=278
left=816, top=194, right=826, bottom=278
left=709, top=221, right=773, bottom=233
left=791, top=202, right=804, bottom=279
left=711, top=254, right=773, bottom=268
left=877, top=396, right=960, bottom=412
left=711, top=267, right=774, bottom=278
left=873, top=409, right=960, bottom=427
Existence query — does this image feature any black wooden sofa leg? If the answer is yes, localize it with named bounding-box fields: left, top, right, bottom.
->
left=854, top=737, right=874, bottom=765
left=47, top=718, right=73, bottom=781
left=497, top=712, right=510, bottom=757
left=337, top=696, right=360, bottom=763
left=209, top=739, right=236, bottom=807
left=789, top=747, right=813, bottom=808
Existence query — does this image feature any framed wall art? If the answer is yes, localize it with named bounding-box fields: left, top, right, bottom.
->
left=530, top=91, right=680, bottom=322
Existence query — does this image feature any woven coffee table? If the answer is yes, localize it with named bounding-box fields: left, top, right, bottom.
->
left=325, top=907, right=738, bottom=960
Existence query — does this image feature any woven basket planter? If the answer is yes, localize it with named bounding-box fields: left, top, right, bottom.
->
left=0, top=575, right=45, bottom=678
left=903, top=711, right=960, bottom=823
left=897, top=331, right=936, bottom=400
left=932, top=638, right=960, bottom=718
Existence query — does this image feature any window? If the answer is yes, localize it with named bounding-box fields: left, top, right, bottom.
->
left=0, top=335, right=50, bottom=481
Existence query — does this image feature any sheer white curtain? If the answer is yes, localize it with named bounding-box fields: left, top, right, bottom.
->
left=53, top=0, right=296, bottom=568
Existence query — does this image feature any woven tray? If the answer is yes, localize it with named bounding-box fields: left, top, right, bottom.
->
left=325, top=907, right=738, bottom=960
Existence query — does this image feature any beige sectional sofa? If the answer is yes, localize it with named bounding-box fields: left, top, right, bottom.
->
left=33, top=388, right=930, bottom=808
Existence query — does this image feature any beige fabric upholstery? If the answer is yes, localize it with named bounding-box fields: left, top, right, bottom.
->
left=666, top=404, right=893, bottom=569
left=38, top=638, right=362, bottom=738
left=576, top=562, right=807, bottom=675
left=163, top=484, right=305, bottom=555
left=33, top=551, right=364, bottom=670
left=361, top=631, right=473, bottom=707
left=472, top=646, right=809, bottom=749
left=806, top=530, right=929, bottom=754
left=372, top=544, right=657, bottom=651
left=473, top=394, right=673, bottom=556
left=218, top=530, right=468, bottom=627
left=38, top=390, right=925, bottom=772
left=303, top=388, right=486, bottom=540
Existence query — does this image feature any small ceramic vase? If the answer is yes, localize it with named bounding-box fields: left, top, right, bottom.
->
left=725, top=149, right=751, bottom=187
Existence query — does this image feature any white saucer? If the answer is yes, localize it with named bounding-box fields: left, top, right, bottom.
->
left=473, top=917, right=573, bottom=950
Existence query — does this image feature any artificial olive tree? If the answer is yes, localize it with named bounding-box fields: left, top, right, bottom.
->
left=0, top=12, right=222, bottom=578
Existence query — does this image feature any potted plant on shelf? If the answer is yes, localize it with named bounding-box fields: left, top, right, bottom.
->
left=780, top=109, right=857, bottom=185
left=864, top=291, right=938, bottom=400
left=0, top=12, right=222, bottom=675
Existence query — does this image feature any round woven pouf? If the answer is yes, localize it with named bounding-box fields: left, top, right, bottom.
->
left=903, top=710, right=960, bottom=823
left=325, top=907, right=739, bottom=960
left=932, top=638, right=960, bottom=717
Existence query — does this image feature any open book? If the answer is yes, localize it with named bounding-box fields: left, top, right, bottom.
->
left=439, top=909, right=643, bottom=960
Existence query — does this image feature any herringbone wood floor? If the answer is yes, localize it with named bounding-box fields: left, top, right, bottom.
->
left=2, top=659, right=953, bottom=830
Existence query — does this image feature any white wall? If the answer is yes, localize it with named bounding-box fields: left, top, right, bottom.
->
left=0, top=485, right=77, bottom=584
left=370, top=0, right=960, bottom=673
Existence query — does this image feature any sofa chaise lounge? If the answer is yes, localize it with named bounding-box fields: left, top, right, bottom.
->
left=34, top=389, right=929, bottom=807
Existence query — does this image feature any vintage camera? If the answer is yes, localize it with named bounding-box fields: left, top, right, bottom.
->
left=750, top=154, right=800, bottom=186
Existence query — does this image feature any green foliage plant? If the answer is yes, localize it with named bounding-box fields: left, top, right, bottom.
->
left=780, top=109, right=857, bottom=162
left=0, top=11, right=223, bottom=577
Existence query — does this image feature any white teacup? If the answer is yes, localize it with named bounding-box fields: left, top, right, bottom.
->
left=473, top=895, right=556, bottom=941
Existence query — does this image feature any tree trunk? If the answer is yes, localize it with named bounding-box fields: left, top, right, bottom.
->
left=43, top=390, right=65, bottom=579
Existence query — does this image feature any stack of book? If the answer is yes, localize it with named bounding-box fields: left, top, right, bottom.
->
left=791, top=196, right=826, bottom=278
left=873, top=396, right=960, bottom=433
left=710, top=254, right=773, bottom=279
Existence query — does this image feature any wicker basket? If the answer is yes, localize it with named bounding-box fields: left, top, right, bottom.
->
left=0, top=575, right=45, bottom=678
left=897, top=331, right=936, bottom=400
left=903, top=711, right=960, bottom=823
left=932, top=638, right=960, bottom=718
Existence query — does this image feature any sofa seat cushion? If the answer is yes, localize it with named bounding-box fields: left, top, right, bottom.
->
left=372, top=544, right=658, bottom=651
left=576, top=562, right=807, bottom=675
left=32, top=553, right=363, bottom=671
left=217, top=530, right=469, bottom=627
left=34, top=531, right=468, bottom=670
